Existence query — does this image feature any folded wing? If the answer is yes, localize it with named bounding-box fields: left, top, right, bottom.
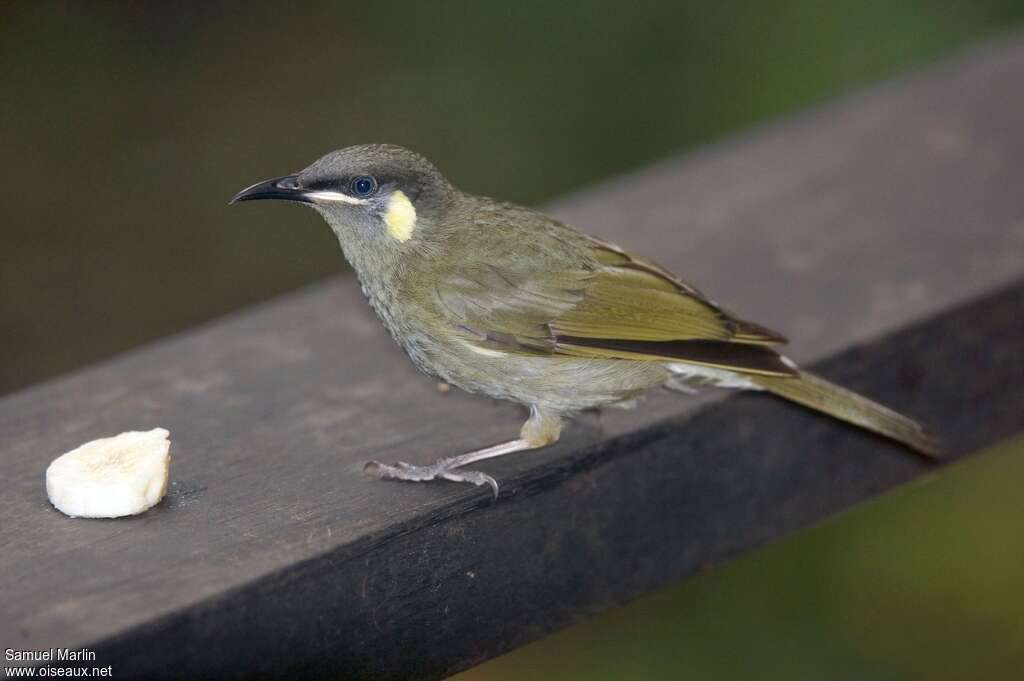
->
left=434, top=235, right=795, bottom=377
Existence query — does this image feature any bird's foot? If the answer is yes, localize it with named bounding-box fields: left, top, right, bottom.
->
left=362, top=432, right=550, bottom=499
left=363, top=457, right=499, bottom=498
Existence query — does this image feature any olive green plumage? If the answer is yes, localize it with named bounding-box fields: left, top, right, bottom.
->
left=232, top=144, right=938, bottom=491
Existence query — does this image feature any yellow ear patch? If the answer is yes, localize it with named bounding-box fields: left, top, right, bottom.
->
left=384, top=190, right=417, bottom=242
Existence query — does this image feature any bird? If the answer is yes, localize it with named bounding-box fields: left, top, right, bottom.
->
left=232, top=144, right=939, bottom=496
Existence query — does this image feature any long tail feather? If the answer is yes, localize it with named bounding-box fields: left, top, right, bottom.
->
left=752, top=371, right=941, bottom=457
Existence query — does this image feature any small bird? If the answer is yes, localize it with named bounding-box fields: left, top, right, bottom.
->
left=232, top=145, right=939, bottom=496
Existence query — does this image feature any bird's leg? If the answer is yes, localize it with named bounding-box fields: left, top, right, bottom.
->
left=371, top=439, right=534, bottom=496
left=363, top=406, right=562, bottom=497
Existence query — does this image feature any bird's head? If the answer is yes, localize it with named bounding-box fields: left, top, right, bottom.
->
left=232, top=145, right=454, bottom=262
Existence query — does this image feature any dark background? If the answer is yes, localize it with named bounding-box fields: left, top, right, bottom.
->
left=3, top=1, right=1023, bottom=394
left=3, top=3, right=1023, bottom=680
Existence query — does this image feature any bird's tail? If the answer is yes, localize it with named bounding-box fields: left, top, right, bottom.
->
left=751, top=371, right=941, bottom=457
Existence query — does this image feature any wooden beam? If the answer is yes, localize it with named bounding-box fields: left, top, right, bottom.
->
left=3, top=37, right=1024, bottom=679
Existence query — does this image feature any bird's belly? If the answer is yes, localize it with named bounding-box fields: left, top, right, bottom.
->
left=365, top=291, right=666, bottom=411
left=416, top=340, right=669, bottom=412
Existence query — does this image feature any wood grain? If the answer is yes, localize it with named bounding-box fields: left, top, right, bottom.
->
left=2, top=37, right=1023, bottom=680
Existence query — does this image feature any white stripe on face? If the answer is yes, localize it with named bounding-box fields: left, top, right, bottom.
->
left=305, top=190, right=369, bottom=205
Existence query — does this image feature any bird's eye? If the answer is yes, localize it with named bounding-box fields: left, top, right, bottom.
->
left=350, top=175, right=378, bottom=197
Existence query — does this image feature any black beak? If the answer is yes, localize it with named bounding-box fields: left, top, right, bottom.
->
left=229, top=175, right=313, bottom=205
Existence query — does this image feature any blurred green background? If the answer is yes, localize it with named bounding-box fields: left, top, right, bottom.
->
left=2, top=2, right=1023, bottom=679
left=4, top=0, right=1024, bottom=394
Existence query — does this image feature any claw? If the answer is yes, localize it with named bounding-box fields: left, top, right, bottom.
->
left=362, top=458, right=499, bottom=498
left=440, top=469, right=500, bottom=499
left=358, top=434, right=542, bottom=498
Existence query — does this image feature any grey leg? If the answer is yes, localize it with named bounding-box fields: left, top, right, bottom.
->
left=364, top=439, right=533, bottom=497
left=363, top=406, right=563, bottom=498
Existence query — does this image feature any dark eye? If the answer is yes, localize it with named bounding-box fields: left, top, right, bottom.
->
left=350, top=175, right=377, bottom=197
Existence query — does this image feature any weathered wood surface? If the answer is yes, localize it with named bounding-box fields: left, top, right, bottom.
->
left=3, top=37, right=1024, bottom=679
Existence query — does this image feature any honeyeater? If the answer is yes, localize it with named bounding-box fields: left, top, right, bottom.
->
left=232, top=144, right=939, bottom=496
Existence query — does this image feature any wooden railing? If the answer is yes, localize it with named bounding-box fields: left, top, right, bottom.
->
left=2, top=36, right=1023, bottom=680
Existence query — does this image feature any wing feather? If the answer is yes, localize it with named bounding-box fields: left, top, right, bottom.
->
left=433, top=227, right=791, bottom=375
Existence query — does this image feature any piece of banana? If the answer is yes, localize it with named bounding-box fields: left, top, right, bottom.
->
left=46, top=428, right=171, bottom=518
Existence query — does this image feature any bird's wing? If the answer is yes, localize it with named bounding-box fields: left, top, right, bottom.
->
left=561, top=239, right=787, bottom=346
left=434, top=264, right=589, bottom=355
left=548, top=239, right=795, bottom=376
left=434, top=223, right=793, bottom=376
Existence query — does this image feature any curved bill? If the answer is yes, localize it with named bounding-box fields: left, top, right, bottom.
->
left=229, top=175, right=312, bottom=205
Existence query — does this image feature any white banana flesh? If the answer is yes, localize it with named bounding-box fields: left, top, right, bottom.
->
left=46, top=428, right=171, bottom=518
